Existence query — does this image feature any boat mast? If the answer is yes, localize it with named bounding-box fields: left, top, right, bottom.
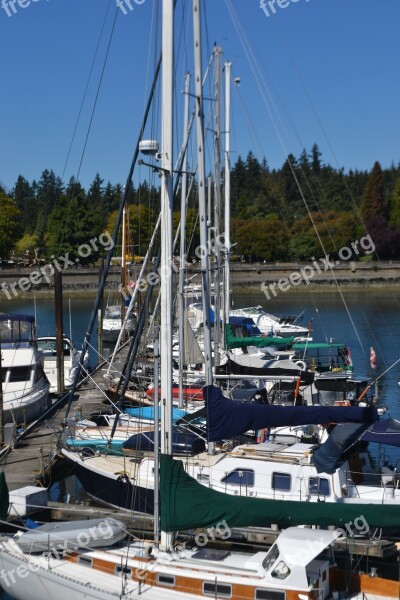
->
left=193, top=0, right=214, bottom=452
left=120, top=205, right=127, bottom=340
left=223, top=61, right=232, bottom=328
left=213, top=46, right=222, bottom=366
left=160, top=0, right=174, bottom=551
left=178, top=72, right=191, bottom=410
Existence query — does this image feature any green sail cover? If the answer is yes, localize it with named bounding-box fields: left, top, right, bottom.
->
left=0, top=471, right=9, bottom=520
left=225, top=324, right=294, bottom=350
left=160, top=454, right=400, bottom=532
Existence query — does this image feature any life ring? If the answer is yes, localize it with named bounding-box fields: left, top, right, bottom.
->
left=295, top=360, right=306, bottom=371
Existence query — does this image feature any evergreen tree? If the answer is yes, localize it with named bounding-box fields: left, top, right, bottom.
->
left=389, top=178, right=400, bottom=229
left=311, top=143, right=322, bottom=175
left=13, top=175, right=37, bottom=234
left=47, top=192, right=105, bottom=265
left=35, top=169, right=64, bottom=248
left=278, top=154, right=302, bottom=221
left=87, top=173, right=104, bottom=207
left=0, top=191, right=22, bottom=258
left=65, top=176, right=85, bottom=199
left=103, top=183, right=120, bottom=214
left=360, top=161, right=386, bottom=225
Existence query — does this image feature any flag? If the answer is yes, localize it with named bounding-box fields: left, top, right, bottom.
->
left=370, top=346, right=377, bottom=370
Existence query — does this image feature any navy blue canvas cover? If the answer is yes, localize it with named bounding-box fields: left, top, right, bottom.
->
left=313, top=422, right=371, bottom=473
left=360, top=418, right=400, bottom=447
left=204, top=385, right=378, bottom=442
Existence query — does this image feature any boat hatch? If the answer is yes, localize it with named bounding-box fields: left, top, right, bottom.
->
left=192, top=548, right=231, bottom=561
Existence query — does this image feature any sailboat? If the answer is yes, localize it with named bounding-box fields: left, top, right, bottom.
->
left=102, top=207, right=137, bottom=343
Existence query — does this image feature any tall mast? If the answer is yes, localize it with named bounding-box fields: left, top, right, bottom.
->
left=223, top=62, right=232, bottom=327
left=178, top=72, right=191, bottom=409
left=121, top=205, right=127, bottom=337
left=213, top=46, right=222, bottom=366
left=160, top=0, right=174, bottom=551
left=193, top=0, right=214, bottom=453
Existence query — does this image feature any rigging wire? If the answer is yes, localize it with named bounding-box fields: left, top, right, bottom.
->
left=223, top=0, right=365, bottom=354
left=58, top=2, right=119, bottom=256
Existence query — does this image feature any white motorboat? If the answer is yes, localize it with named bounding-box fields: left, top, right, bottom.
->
left=0, top=314, right=50, bottom=426
left=102, top=304, right=137, bottom=343
left=229, top=305, right=310, bottom=339
left=37, top=336, right=90, bottom=394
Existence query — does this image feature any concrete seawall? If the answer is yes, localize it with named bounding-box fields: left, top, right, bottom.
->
left=1, top=261, right=400, bottom=299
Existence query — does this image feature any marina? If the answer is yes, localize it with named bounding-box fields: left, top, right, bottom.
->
left=1, top=1, right=400, bottom=599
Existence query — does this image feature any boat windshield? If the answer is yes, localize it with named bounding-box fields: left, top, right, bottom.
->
left=0, top=317, right=34, bottom=347
left=262, top=544, right=280, bottom=572
left=2, top=366, right=32, bottom=384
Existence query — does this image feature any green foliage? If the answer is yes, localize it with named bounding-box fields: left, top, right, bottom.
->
left=15, top=233, right=39, bottom=255
left=234, top=215, right=289, bottom=261
left=360, top=161, right=386, bottom=225
left=13, top=175, right=36, bottom=234
left=288, top=211, right=358, bottom=260
left=46, top=192, right=105, bottom=265
left=0, top=192, right=22, bottom=258
left=7, top=148, right=400, bottom=263
left=34, top=169, right=64, bottom=247
left=389, top=178, right=400, bottom=229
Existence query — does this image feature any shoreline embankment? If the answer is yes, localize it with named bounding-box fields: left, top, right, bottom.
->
left=1, top=261, right=400, bottom=300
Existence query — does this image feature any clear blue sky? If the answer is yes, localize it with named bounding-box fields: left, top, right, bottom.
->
left=0, top=0, right=399, bottom=192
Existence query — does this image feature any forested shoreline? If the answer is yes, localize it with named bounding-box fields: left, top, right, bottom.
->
left=1, top=144, right=400, bottom=264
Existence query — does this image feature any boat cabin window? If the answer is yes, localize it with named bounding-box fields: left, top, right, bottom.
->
left=309, top=477, right=330, bottom=496
left=157, top=574, right=175, bottom=587
left=8, top=366, right=31, bottom=383
left=262, top=544, right=279, bottom=571
left=77, top=556, right=93, bottom=567
left=115, top=565, right=131, bottom=576
left=221, top=469, right=254, bottom=487
left=272, top=472, right=291, bottom=491
left=271, top=561, right=291, bottom=580
left=203, top=582, right=232, bottom=597
left=255, top=590, right=286, bottom=600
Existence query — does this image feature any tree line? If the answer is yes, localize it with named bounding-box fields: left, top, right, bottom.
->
left=1, top=143, right=400, bottom=264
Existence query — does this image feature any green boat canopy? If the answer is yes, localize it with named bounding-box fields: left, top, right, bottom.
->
left=160, top=454, right=400, bottom=532
left=292, top=342, right=347, bottom=350
left=225, top=324, right=294, bottom=350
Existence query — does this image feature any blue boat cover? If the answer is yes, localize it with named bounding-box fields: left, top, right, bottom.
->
left=360, top=418, right=400, bottom=447
left=313, top=422, right=371, bottom=474
left=228, top=316, right=262, bottom=336
left=124, top=407, right=186, bottom=422
left=122, top=430, right=205, bottom=456
left=204, top=385, right=378, bottom=442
